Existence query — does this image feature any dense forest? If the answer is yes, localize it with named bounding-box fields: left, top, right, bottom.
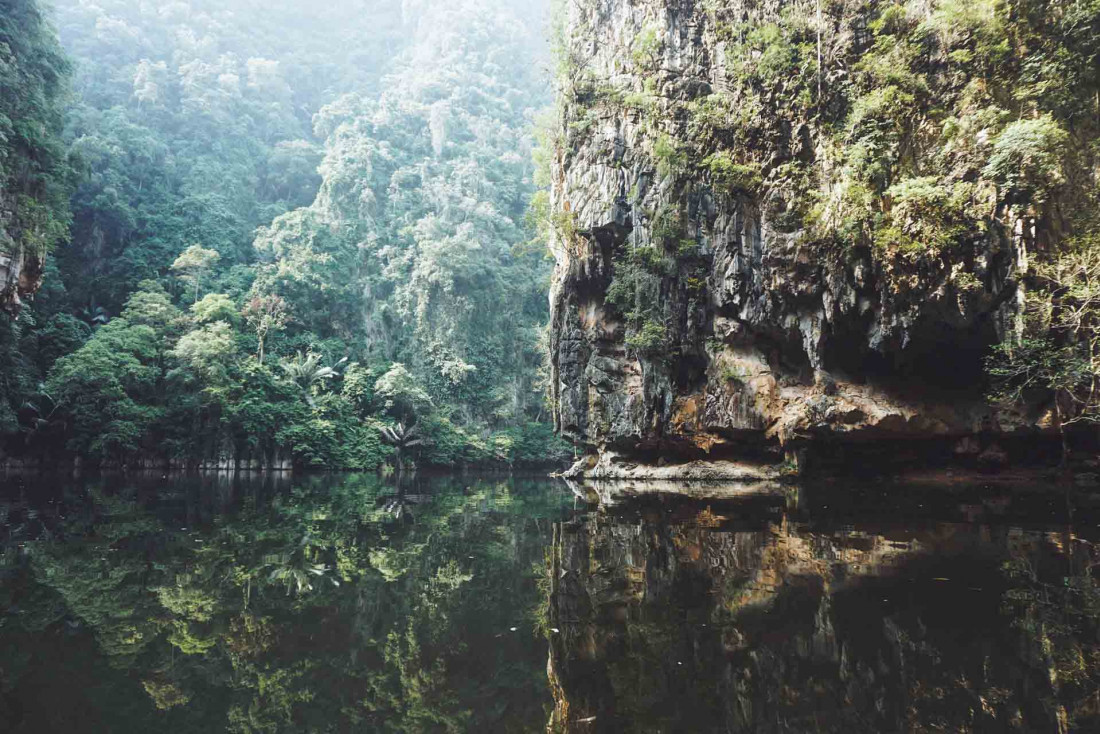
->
left=0, top=0, right=569, bottom=471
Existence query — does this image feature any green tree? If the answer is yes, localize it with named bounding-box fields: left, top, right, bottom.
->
left=375, top=363, right=434, bottom=425
left=171, top=245, right=221, bottom=303
left=278, top=351, right=338, bottom=408
left=169, top=321, right=237, bottom=384
left=190, top=293, right=238, bottom=325
left=45, top=318, right=162, bottom=460
left=241, top=292, right=288, bottom=363
left=990, top=242, right=1100, bottom=460
left=0, top=0, right=74, bottom=450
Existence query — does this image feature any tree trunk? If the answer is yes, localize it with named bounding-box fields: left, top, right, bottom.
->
left=1056, top=393, right=1071, bottom=466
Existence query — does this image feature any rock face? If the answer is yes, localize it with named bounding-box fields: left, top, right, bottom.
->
left=0, top=248, right=44, bottom=316
left=547, top=0, right=1051, bottom=477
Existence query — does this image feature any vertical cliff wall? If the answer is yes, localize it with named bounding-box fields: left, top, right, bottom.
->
left=0, top=247, right=44, bottom=315
left=0, top=0, right=72, bottom=316
left=548, top=0, right=1097, bottom=476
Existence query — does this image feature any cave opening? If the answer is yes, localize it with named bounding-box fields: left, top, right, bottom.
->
left=823, top=318, right=999, bottom=398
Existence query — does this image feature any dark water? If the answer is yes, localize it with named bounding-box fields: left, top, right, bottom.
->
left=1, top=473, right=1099, bottom=733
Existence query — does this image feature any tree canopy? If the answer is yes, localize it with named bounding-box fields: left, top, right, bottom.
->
left=0, top=0, right=566, bottom=471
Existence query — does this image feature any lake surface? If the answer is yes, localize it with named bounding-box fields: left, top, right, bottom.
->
left=1, top=472, right=1099, bottom=732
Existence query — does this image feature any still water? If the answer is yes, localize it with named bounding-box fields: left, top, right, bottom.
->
left=1, top=472, right=1099, bottom=732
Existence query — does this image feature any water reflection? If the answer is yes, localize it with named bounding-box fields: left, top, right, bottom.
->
left=547, top=483, right=1100, bottom=733
left=3, top=475, right=1100, bottom=732
left=0, top=472, right=573, bottom=733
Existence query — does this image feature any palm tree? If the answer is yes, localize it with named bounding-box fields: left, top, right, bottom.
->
left=77, top=305, right=110, bottom=329
left=278, top=351, right=343, bottom=407
left=19, top=387, right=64, bottom=448
left=379, top=422, right=426, bottom=477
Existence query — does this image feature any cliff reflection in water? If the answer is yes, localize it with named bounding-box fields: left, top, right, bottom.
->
left=547, top=482, right=1100, bottom=733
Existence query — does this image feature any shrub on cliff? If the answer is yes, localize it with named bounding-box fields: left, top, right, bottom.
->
left=989, top=240, right=1100, bottom=457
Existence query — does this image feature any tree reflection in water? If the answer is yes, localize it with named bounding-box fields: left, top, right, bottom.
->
left=0, top=472, right=572, bottom=733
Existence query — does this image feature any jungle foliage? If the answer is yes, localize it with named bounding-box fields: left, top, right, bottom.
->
left=0, top=0, right=73, bottom=260
left=0, top=0, right=568, bottom=470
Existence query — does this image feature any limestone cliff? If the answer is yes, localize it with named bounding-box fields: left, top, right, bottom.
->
left=0, top=0, right=72, bottom=316
left=547, top=0, right=1089, bottom=477
left=0, top=247, right=45, bottom=316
